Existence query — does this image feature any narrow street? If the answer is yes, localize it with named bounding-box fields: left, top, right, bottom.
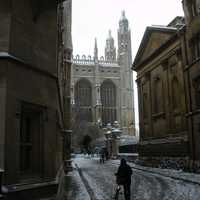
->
left=72, top=156, right=200, bottom=200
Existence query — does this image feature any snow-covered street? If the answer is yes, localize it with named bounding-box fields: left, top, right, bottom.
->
left=71, top=156, right=200, bottom=200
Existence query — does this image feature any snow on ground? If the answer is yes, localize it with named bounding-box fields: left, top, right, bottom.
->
left=112, top=159, right=200, bottom=185
left=56, top=162, right=90, bottom=200
left=75, top=157, right=117, bottom=200
left=73, top=155, right=200, bottom=200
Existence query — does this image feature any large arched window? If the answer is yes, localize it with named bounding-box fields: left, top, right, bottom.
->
left=75, top=79, right=92, bottom=122
left=101, top=80, right=117, bottom=125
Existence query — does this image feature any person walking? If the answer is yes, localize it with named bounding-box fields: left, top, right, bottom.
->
left=115, top=158, right=132, bottom=200
left=105, top=149, right=109, bottom=160
left=99, top=148, right=105, bottom=164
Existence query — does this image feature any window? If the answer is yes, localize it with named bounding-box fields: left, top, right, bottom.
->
left=101, top=80, right=117, bottom=125
left=75, top=79, right=92, bottom=122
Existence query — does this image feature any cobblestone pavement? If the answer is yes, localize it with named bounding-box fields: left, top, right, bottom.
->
left=74, top=156, right=200, bottom=200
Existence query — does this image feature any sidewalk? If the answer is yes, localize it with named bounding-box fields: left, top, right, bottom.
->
left=56, top=163, right=90, bottom=200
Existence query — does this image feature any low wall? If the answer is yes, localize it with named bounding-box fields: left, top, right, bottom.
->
left=119, top=144, right=138, bottom=153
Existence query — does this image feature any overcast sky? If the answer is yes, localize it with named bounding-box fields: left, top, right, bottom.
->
left=71, top=0, right=184, bottom=130
left=72, top=0, right=184, bottom=58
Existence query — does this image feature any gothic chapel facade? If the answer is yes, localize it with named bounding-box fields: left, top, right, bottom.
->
left=71, top=12, right=135, bottom=145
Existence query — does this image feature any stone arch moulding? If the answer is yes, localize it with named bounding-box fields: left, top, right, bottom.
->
left=100, top=79, right=118, bottom=88
left=82, top=55, right=86, bottom=60
left=74, top=78, right=93, bottom=86
left=75, top=54, right=80, bottom=60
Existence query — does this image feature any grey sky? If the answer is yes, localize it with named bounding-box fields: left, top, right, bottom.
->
left=72, top=0, right=184, bottom=59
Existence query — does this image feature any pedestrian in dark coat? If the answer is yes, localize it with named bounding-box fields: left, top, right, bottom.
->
left=116, top=158, right=132, bottom=200
left=99, top=148, right=105, bottom=164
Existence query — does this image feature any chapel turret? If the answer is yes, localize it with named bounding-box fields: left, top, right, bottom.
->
left=105, top=30, right=116, bottom=61
left=119, top=10, right=129, bottom=33
left=94, top=37, right=99, bottom=63
left=117, top=10, right=134, bottom=134
left=118, top=10, right=132, bottom=55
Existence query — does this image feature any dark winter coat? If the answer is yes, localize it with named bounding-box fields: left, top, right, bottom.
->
left=116, top=159, right=132, bottom=185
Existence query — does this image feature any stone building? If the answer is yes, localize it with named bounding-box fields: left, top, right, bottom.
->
left=58, top=0, right=73, bottom=173
left=133, top=17, right=190, bottom=168
left=0, top=0, right=72, bottom=198
left=133, top=1, right=200, bottom=171
left=182, top=0, right=200, bottom=170
left=71, top=11, right=135, bottom=149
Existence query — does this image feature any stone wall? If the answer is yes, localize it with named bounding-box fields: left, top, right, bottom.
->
left=133, top=23, right=189, bottom=169
left=2, top=59, right=61, bottom=185
left=0, top=0, right=65, bottom=186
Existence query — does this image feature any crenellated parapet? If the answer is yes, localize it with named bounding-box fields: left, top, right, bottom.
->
left=99, top=57, right=118, bottom=65
left=73, top=54, right=118, bottom=65
left=73, top=54, right=94, bottom=64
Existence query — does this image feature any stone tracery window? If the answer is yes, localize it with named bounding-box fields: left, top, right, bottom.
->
left=101, top=80, right=117, bottom=125
left=75, top=79, right=92, bottom=122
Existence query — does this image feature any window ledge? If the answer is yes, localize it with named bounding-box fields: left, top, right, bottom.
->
left=152, top=112, right=165, bottom=118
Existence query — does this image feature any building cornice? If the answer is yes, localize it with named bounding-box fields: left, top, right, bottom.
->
left=0, top=52, right=58, bottom=80
left=132, top=31, right=181, bottom=71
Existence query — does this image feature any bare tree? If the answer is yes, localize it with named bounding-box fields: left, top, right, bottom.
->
left=71, top=105, right=102, bottom=152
